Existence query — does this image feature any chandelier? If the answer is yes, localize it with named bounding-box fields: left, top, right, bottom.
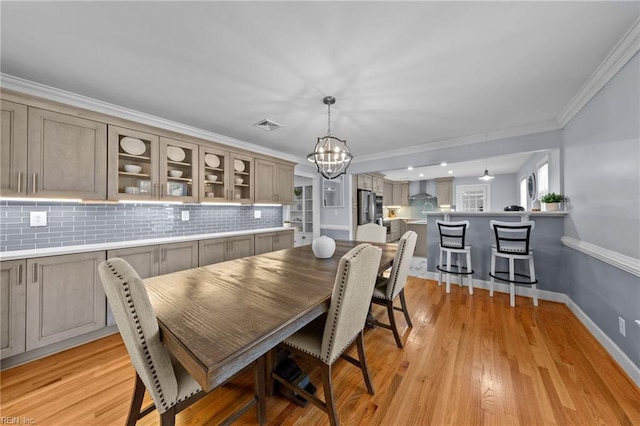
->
left=307, top=96, right=353, bottom=180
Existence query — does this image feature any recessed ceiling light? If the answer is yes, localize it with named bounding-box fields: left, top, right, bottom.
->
left=407, top=166, right=413, bottom=171
left=419, top=173, right=424, bottom=177
left=440, top=162, right=447, bottom=167
left=448, top=170, right=453, bottom=174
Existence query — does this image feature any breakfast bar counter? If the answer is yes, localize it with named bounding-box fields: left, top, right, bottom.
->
left=424, top=211, right=568, bottom=293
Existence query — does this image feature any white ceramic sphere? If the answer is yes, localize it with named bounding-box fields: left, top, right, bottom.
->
left=312, top=236, right=336, bottom=259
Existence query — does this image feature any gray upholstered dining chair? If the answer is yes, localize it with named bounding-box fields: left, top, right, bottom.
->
left=370, top=230, right=417, bottom=348
left=272, top=244, right=382, bottom=426
left=98, top=258, right=265, bottom=426
left=355, top=223, right=387, bottom=243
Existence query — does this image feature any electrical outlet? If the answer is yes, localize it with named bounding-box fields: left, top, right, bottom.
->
left=30, top=211, right=47, bottom=227
left=619, top=317, right=626, bottom=337
left=181, top=211, right=189, bottom=221
left=254, top=210, right=261, bottom=219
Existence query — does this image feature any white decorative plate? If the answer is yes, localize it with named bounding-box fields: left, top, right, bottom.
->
left=234, top=159, right=245, bottom=172
left=204, top=153, right=220, bottom=168
left=120, top=137, right=146, bottom=155
left=167, top=146, right=186, bottom=162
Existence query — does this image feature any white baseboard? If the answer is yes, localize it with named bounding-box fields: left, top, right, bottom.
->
left=420, top=272, right=640, bottom=388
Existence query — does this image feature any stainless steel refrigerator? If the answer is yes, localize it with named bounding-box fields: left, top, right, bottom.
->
left=358, top=190, right=376, bottom=225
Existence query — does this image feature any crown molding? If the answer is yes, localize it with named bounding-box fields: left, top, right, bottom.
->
left=557, top=17, right=640, bottom=127
left=0, top=74, right=303, bottom=164
left=352, top=120, right=561, bottom=164
left=561, top=236, right=640, bottom=277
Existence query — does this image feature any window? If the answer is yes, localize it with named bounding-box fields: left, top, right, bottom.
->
left=520, top=177, right=527, bottom=208
left=537, top=161, right=549, bottom=198
left=456, top=184, right=490, bottom=212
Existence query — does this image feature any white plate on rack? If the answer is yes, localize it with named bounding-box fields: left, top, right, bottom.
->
left=234, top=159, right=245, bottom=172
left=167, top=146, right=186, bottom=162
left=120, top=137, right=146, bottom=155
left=205, top=154, right=220, bottom=168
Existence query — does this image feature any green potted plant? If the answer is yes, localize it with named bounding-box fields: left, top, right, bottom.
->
left=283, top=220, right=291, bottom=228
left=293, top=187, right=302, bottom=198
left=539, top=192, right=565, bottom=211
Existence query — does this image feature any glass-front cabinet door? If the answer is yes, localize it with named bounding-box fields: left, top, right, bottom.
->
left=230, top=153, right=253, bottom=204
left=108, top=125, right=159, bottom=201
left=199, top=146, right=230, bottom=203
left=159, top=137, right=198, bottom=203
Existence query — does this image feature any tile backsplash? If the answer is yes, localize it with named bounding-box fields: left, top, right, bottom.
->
left=0, top=201, right=282, bottom=252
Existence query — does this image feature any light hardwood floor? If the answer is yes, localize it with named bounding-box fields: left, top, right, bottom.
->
left=2, top=278, right=639, bottom=425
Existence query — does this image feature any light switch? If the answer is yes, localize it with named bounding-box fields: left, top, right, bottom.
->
left=181, top=211, right=189, bottom=221
left=254, top=210, right=261, bottom=219
left=30, top=211, right=47, bottom=227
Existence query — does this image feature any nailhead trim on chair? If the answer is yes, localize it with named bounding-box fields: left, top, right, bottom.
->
left=104, top=260, right=172, bottom=411
left=324, top=244, right=369, bottom=364
left=377, top=237, right=407, bottom=301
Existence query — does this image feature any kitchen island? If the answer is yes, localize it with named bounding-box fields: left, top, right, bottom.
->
left=424, top=211, right=568, bottom=294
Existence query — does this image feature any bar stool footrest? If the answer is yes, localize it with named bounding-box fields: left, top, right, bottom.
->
left=436, top=264, right=474, bottom=275
left=489, top=271, right=538, bottom=285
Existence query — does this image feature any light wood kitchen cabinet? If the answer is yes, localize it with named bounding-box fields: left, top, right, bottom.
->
left=1, top=260, right=26, bottom=359
left=198, top=235, right=254, bottom=266
left=372, top=176, right=384, bottom=195
left=254, top=159, right=294, bottom=204
left=436, top=177, right=454, bottom=206
left=28, top=108, right=107, bottom=200
left=0, top=100, right=28, bottom=197
left=107, top=241, right=198, bottom=278
left=383, top=181, right=393, bottom=205
left=230, top=153, right=254, bottom=204
left=401, top=183, right=410, bottom=206
left=254, top=230, right=294, bottom=255
left=108, top=126, right=199, bottom=202
left=25, top=251, right=106, bottom=351
left=357, top=174, right=373, bottom=191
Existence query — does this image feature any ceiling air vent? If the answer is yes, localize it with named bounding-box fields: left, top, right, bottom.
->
left=253, top=118, right=283, bottom=132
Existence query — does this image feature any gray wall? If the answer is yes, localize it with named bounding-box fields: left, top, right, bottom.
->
left=561, top=52, right=640, bottom=368
left=0, top=201, right=282, bottom=251
left=453, top=173, right=518, bottom=212
left=515, top=149, right=562, bottom=210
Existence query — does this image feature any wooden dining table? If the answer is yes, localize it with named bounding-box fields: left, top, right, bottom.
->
left=144, top=240, right=397, bottom=394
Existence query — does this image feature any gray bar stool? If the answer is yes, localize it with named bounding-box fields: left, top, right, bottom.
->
left=435, top=220, right=474, bottom=294
left=489, top=220, right=538, bottom=307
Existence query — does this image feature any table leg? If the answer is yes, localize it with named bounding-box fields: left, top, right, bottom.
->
left=255, top=355, right=267, bottom=425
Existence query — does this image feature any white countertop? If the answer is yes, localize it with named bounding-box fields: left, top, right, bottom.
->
left=0, top=227, right=293, bottom=261
left=422, top=211, right=568, bottom=216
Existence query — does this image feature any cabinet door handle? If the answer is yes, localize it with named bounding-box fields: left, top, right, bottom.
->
left=160, top=185, right=164, bottom=198
left=17, top=172, right=23, bottom=193
left=32, top=263, right=38, bottom=283
left=32, top=173, right=37, bottom=194
left=155, top=248, right=159, bottom=264
left=226, top=240, right=229, bottom=252
left=18, top=264, right=23, bottom=285
left=230, top=240, right=234, bottom=251
left=162, top=248, right=166, bottom=262
left=225, top=189, right=229, bottom=200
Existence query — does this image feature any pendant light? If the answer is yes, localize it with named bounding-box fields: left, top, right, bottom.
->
left=478, top=159, right=494, bottom=181
left=306, top=96, right=353, bottom=180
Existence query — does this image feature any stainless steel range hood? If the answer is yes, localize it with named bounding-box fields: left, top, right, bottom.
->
left=409, top=180, right=436, bottom=200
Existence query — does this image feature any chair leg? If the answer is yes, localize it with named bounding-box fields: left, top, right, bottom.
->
left=127, top=374, right=146, bottom=426
left=457, top=253, right=463, bottom=287
left=529, top=256, right=538, bottom=307
left=321, top=363, right=338, bottom=426
left=466, top=251, right=473, bottom=295
left=355, top=332, right=375, bottom=395
left=438, top=248, right=443, bottom=286
left=399, top=289, right=412, bottom=327
left=490, top=253, right=496, bottom=297
left=387, top=300, right=403, bottom=348
left=160, top=407, right=177, bottom=426
left=509, top=257, right=515, bottom=307
left=445, top=251, right=452, bottom=294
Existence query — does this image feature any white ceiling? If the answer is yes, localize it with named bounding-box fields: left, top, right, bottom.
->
left=1, top=2, right=638, bottom=165
left=382, top=150, right=539, bottom=181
